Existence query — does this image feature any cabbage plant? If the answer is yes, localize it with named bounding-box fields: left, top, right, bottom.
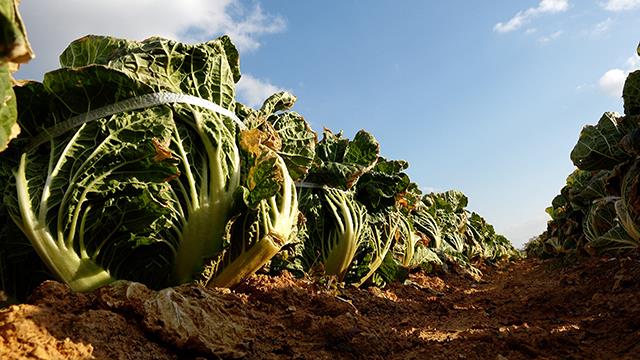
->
left=533, top=42, right=640, bottom=258
left=1, top=35, right=244, bottom=292
left=0, top=0, right=33, bottom=152
left=199, top=127, right=300, bottom=288
left=196, top=91, right=315, bottom=288
left=0, top=32, right=518, bottom=297
left=299, top=187, right=369, bottom=281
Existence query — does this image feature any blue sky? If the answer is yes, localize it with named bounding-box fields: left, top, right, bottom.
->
left=15, top=0, right=640, bottom=247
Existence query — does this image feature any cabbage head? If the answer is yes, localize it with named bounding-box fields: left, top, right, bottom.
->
left=1, top=35, right=242, bottom=292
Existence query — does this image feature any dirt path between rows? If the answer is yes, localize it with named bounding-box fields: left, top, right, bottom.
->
left=1, top=255, right=639, bottom=359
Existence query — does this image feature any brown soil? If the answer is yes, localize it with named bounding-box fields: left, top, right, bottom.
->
left=1, top=255, right=639, bottom=359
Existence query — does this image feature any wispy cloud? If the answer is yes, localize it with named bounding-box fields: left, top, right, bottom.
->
left=236, top=74, right=287, bottom=108
left=591, top=18, right=613, bottom=36
left=602, top=0, right=640, bottom=11
left=599, top=55, right=640, bottom=97
left=494, top=0, right=569, bottom=33
left=538, top=30, right=563, bottom=43
left=214, top=4, right=285, bottom=52
left=576, top=83, right=596, bottom=92
left=17, top=0, right=285, bottom=79
left=627, top=55, right=640, bottom=69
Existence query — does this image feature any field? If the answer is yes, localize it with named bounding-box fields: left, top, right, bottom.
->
left=1, top=4, right=640, bottom=360
left=2, top=254, right=639, bottom=359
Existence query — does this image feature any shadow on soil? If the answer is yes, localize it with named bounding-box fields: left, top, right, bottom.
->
left=1, top=255, right=639, bottom=359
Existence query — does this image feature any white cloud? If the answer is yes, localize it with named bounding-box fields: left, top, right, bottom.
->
left=236, top=74, right=286, bottom=108
left=539, top=0, right=571, bottom=12
left=576, top=83, right=596, bottom=92
left=599, top=55, right=640, bottom=97
left=494, top=11, right=529, bottom=33
left=599, top=69, right=628, bottom=97
left=627, top=56, right=640, bottom=69
left=525, top=28, right=538, bottom=35
left=494, top=0, right=569, bottom=33
left=17, top=0, right=285, bottom=79
left=602, top=0, right=640, bottom=11
left=538, top=30, right=563, bottom=43
left=591, top=18, right=613, bottom=36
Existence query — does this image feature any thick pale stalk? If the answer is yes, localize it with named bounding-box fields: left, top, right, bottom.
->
left=15, top=154, right=114, bottom=292
left=210, top=162, right=297, bottom=288
left=173, top=203, right=230, bottom=284
left=171, top=109, right=240, bottom=284
left=321, top=189, right=364, bottom=281
left=323, top=231, right=359, bottom=281
left=209, top=234, right=282, bottom=288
